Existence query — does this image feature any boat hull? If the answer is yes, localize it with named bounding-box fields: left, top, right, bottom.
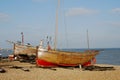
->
left=14, top=44, right=37, bottom=56
left=36, top=50, right=99, bottom=67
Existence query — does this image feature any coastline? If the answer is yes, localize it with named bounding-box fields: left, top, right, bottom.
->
left=0, top=61, right=120, bottom=80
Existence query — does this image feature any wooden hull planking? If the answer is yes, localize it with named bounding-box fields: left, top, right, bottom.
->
left=36, top=50, right=99, bottom=67
left=14, top=44, right=37, bottom=56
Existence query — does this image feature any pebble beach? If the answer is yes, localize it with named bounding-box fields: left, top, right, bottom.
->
left=0, top=60, right=120, bottom=80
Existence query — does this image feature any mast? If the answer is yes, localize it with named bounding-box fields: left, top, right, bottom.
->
left=21, top=32, right=24, bottom=45
left=54, top=0, right=60, bottom=50
left=87, top=29, right=90, bottom=50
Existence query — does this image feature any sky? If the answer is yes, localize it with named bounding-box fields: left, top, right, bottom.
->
left=0, top=0, right=120, bottom=49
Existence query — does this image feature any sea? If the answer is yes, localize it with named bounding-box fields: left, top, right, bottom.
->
left=0, top=48, right=120, bottom=65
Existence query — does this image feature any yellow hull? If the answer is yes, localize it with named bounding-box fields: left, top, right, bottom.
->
left=37, top=50, right=99, bottom=66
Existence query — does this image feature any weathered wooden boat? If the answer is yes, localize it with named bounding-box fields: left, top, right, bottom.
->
left=36, top=46, right=99, bottom=67
left=7, top=33, right=37, bottom=61
left=13, top=43, right=37, bottom=62
left=36, top=39, right=99, bottom=67
left=13, top=32, right=37, bottom=56
left=14, top=43, right=37, bottom=56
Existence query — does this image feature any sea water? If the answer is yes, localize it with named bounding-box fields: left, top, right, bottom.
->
left=0, top=49, right=13, bottom=57
left=0, top=48, right=120, bottom=65
left=96, top=48, right=120, bottom=65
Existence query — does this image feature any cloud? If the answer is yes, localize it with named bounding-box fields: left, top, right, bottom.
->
left=111, top=8, right=120, bottom=13
left=0, top=13, right=10, bottom=22
left=65, top=8, right=98, bottom=16
left=109, top=22, right=120, bottom=27
left=32, top=0, right=47, bottom=2
left=15, top=24, right=39, bottom=30
left=98, top=21, right=120, bottom=27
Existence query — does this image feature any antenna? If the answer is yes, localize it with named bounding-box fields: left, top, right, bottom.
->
left=87, top=29, right=90, bottom=50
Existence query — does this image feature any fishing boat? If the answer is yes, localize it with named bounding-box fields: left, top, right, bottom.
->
left=6, top=42, right=37, bottom=61
left=13, top=43, right=37, bottom=56
left=36, top=0, right=99, bottom=67
left=36, top=47, right=99, bottom=67
left=7, top=32, right=37, bottom=61
left=36, top=31, right=99, bottom=67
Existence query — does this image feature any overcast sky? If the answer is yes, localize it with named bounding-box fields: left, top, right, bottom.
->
left=0, top=0, right=120, bottom=49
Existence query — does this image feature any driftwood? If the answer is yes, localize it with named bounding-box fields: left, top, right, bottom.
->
left=10, top=66, right=30, bottom=72
left=0, top=68, right=6, bottom=73
left=10, top=66, right=23, bottom=69
left=21, top=68, right=30, bottom=72
left=83, top=66, right=115, bottom=71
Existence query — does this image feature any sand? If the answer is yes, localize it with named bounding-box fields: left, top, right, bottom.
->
left=0, top=60, right=120, bottom=80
